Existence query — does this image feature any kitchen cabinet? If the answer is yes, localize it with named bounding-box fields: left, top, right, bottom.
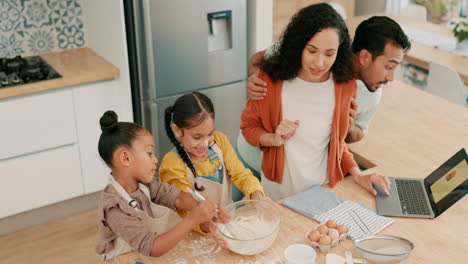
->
left=0, top=78, right=119, bottom=218
left=0, top=143, right=83, bottom=217
left=72, top=80, right=118, bottom=194
left=0, top=89, right=76, bottom=161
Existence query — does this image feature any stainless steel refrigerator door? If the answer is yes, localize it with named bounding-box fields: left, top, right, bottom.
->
left=141, top=0, right=247, bottom=98
left=153, top=81, right=247, bottom=157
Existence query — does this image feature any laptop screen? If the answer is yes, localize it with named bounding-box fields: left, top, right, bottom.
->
left=425, top=148, right=468, bottom=216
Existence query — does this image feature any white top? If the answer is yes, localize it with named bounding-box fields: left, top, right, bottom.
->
left=261, top=76, right=335, bottom=201
left=265, top=42, right=382, bottom=134
left=354, top=80, right=382, bottom=133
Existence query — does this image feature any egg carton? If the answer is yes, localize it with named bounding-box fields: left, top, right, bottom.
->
left=305, top=221, right=348, bottom=253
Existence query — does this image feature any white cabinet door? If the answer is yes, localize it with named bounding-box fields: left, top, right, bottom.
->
left=0, top=144, right=83, bottom=218
left=72, top=80, right=119, bottom=194
left=0, top=89, right=76, bottom=160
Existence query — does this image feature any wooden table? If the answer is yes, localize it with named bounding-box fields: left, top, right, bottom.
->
left=346, top=14, right=468, bottom=85
left=103, top=81, right=468, bottom=263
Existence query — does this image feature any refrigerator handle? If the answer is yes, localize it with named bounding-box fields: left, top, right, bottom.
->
left=141, top=0, right=157, bottom=101
left=149, top=102, right=160, bottom=154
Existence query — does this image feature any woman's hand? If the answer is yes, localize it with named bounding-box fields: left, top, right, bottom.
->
left=350, top=168, right=391, bottom=196
left=271, top=119, right=300, bottom=146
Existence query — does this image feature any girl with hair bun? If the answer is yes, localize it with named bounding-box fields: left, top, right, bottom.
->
left=95, top=110, right=222, bottom=259
left=159, top=92, right=267, bottom=234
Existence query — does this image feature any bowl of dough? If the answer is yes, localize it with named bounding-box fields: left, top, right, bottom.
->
left=217, top=199, right=281, bottom=255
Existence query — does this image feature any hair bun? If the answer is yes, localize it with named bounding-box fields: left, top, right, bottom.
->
left=100, top=110, right=118, bottom=133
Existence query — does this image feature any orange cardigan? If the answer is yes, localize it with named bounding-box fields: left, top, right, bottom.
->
left=240, top=71, right=358, bottom=187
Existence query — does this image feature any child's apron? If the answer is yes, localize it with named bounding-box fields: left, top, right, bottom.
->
left=172, top=143, right=232, bottom=207
left=102, top=178, right=170, bottom=260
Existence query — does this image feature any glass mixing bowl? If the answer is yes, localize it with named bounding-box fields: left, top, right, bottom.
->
left=218, top=200, right=281, bottom=255
left=355, top=235, right=414, bottom=264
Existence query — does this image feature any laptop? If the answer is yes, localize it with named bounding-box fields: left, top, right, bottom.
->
left=375, top=148, right=468, bottom=218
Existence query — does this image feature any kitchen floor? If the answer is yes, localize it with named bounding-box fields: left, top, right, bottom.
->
left=0, top=209, right=100, bottom=264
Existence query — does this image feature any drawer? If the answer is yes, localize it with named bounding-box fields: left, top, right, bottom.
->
left=0, top=89, right=77, bottom=160
left=0, top=144, right=83, bottom=218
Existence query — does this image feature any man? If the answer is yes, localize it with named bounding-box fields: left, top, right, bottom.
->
left=234, top=16, right=411, bottom=193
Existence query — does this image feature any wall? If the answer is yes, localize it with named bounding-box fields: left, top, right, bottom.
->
left=355, top=0, right=387, bottom=16
left=247, top=0, right=273, bottom=57
left=0, top=0, right=86, bottom=57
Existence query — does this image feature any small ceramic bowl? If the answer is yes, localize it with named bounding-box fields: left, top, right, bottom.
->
left=305, top=221, right=348, bottom=253
left=284, top=244, right=316, bottom=264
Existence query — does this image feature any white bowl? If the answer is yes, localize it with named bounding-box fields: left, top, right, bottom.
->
left=284, top=244, right=316, bottom=264
left=355, top=235, right=414, bottom=264
left=218, top=200, right=281, bottom=255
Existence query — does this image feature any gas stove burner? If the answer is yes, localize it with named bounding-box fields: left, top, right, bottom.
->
left=0, top=55, right=61, bottom=88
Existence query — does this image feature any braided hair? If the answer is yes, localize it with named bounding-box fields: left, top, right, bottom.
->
left=98, top=110, right=144, bottom=167
left=164, top=92, right=215, bottom=191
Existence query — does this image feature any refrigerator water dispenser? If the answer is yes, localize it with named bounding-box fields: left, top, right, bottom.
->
left=207, top=10, right=232, bottom=52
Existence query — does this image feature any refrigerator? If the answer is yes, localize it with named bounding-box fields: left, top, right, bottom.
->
left=124, top=0, right=247, bottom=157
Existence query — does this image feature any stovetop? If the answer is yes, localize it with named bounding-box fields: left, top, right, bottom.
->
left=0, top=55, right=61, bottom=88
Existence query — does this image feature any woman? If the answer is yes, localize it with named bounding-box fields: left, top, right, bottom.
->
left=241, top=3, right=390, bottom=201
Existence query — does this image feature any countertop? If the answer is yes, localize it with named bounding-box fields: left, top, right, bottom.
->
left=0, top=47, right=120, bottom=100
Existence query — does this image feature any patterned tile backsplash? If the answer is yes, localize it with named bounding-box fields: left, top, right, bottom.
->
left=0, top=0, right=85, bottom=58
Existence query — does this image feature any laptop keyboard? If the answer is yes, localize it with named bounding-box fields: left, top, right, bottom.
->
left=395, top=179, right=431, bottom=215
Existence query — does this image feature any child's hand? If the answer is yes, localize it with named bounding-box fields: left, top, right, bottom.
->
left=215, top=204, right=230, bottom=224
left=254, top=196, right=280, bottom=223
left=209, top=222, right=229, bottom=249
left=190, top=200, right=218, bottom=225
left=250, top=190, right=264, bottom=200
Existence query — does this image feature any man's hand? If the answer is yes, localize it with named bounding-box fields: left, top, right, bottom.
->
left=247, top=69, right=267, bottom=100
left=345, top=98, right=365, bottom=143
left=349, top=98, right=358, bottom=127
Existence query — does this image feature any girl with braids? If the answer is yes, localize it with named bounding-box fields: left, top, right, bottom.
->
left=95, top=110, right=220, bottom=259
left=159, top=92, right=266, bottom=234
left=241, top=3, right=364, bottom=201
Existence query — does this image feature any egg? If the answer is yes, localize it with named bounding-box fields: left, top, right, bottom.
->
left=325, top=220, right=337, bottom=229
left=317, top=224, right=329, bottom=234
left=308, top=230, right=321, bottom=242
left=337, top=224, right=348, bottom=235
left=328, top=228, right=340, bottom=241
left=318, top=235, right=332, bottom=246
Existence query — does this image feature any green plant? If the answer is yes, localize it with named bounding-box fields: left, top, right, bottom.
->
left=451, top=17, right=468, bottom=42
left=412, top=0, right=460, bottom=24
